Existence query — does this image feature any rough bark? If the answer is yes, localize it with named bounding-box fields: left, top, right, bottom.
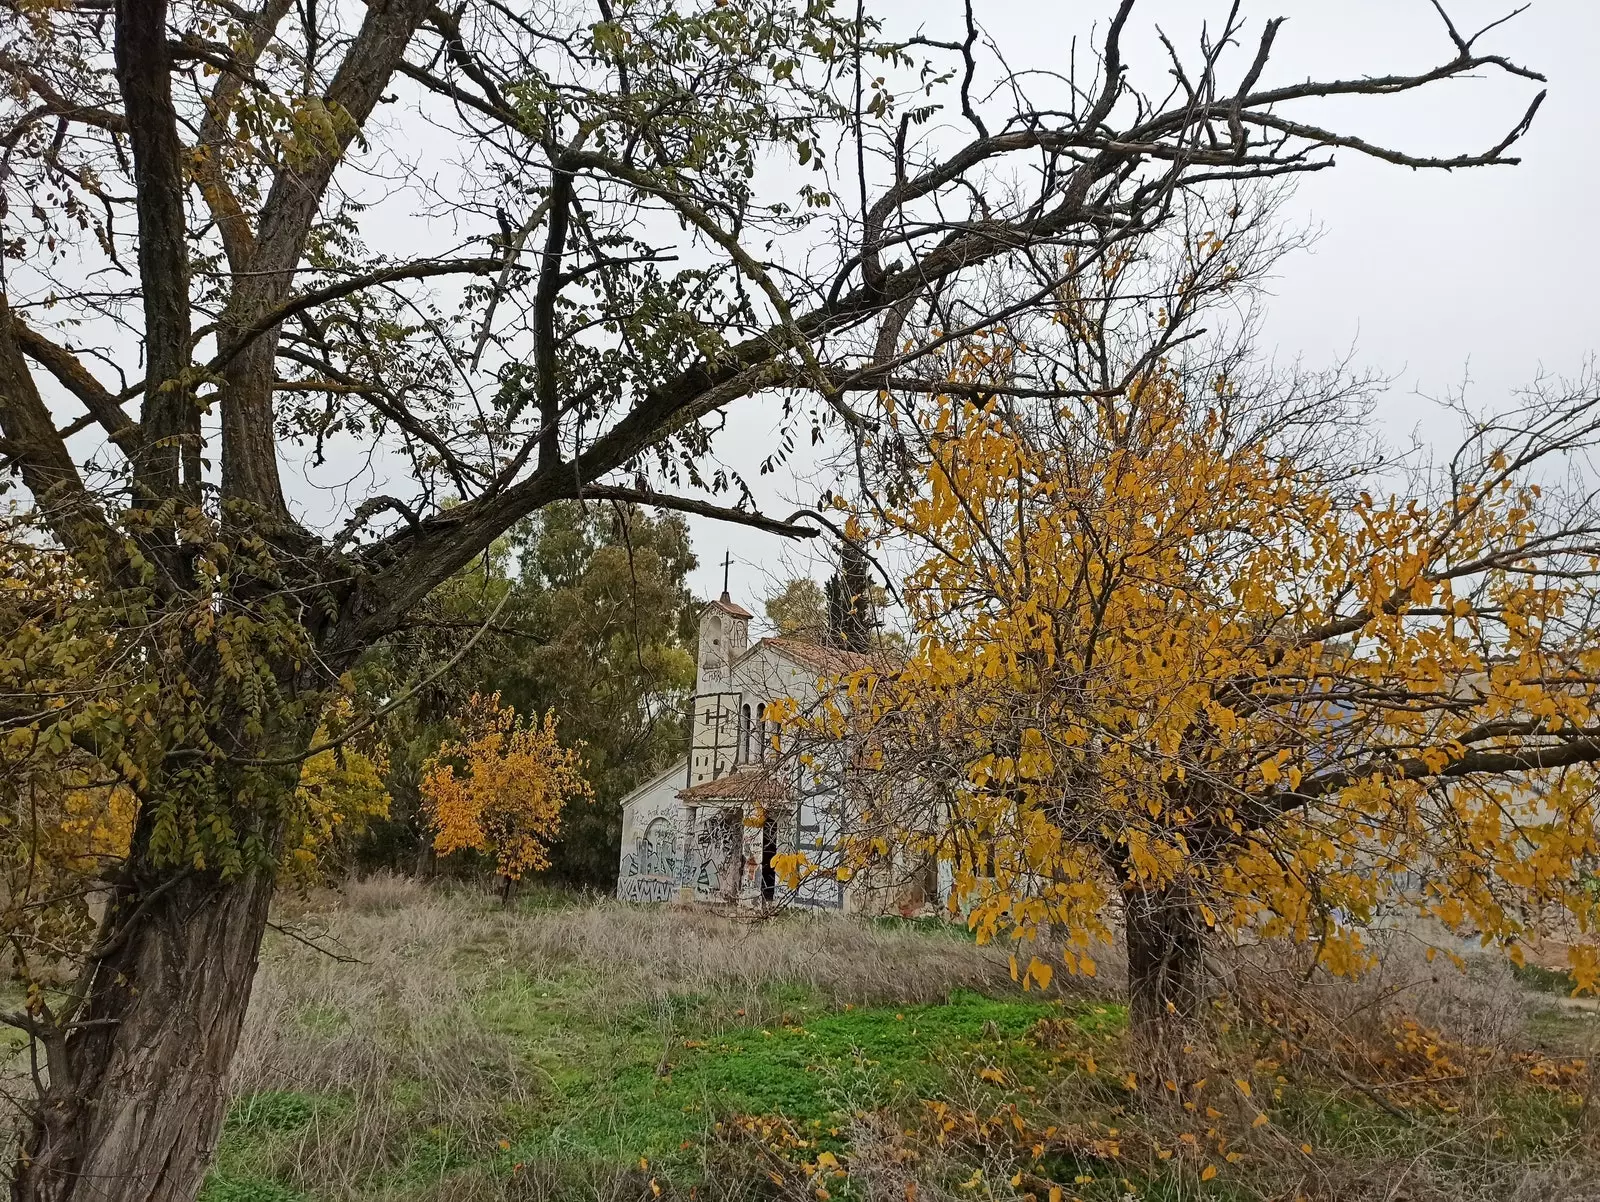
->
left=217, top=0, right=432, bottom=518
left=0, top=298, right=90, bottom=518
left=113, top=0, right=191, bottom=503
left=12, top=865, right=276, bottom=1202
left=1124, top=881, right=1207, bottom=1048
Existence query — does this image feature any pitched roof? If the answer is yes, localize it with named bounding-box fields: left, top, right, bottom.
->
left=760, top=636, right=891, bottom=676
left=616, top=757, right=689, bottom=810
left=709, top=591, right=754, bottom=619
left=678, top=768, right=791, bottom=803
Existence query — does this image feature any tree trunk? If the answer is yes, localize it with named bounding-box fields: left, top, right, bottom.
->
left=12, top=867, right=276, bottom=1202
left=1124, top=881, right=1207, bottom=1049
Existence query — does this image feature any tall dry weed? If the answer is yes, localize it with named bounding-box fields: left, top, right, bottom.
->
left=221, top=883, right=1024, bottom=1201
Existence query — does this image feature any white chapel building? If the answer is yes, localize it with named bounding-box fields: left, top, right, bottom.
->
left=615, top=590, right=947, bottom=912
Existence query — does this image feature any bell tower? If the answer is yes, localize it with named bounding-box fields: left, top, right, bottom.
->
left=689, top=561, right=752, bottom=784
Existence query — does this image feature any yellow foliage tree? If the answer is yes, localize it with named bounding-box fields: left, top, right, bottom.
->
left=420, top=694, right=590, bottom=891
left=0, top=540, right=138, bottom=984
left=795, top=356, right=1600, bottom=1045
left=1, top=768, right=136, bottom=984
left=287, top=697, right=391, bottom=881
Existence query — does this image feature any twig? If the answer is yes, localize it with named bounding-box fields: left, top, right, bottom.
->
left=267, top=920, right=365, bottom=964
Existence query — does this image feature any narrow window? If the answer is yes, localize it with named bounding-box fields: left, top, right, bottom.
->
left=739, top=704, right=752, bottom=764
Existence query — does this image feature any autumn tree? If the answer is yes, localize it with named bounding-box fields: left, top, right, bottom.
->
left=0, top=541, right=136, bottom=989
left=0, top=0, right=1549, bottom=1194
left=420, top=693, right=590, bottom=898
left=797, top=354, right=1600, bottom=1054
left=492, top=502, right=698, bottom=885
left=340, top=530, right=526, bottom=875
left=286, top=698, right=391, bottom=881
left=349, top=501, right=697, bottom=885
left=766, top=578, right=830, bottom=640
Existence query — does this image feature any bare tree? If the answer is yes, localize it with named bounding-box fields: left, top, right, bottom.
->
left=0, top=0, right=1545, bottom=1197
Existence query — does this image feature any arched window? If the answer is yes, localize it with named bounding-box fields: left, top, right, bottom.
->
left=738, top=705, right=751, bottom=764
left=754, top=703, right=766, bottom=762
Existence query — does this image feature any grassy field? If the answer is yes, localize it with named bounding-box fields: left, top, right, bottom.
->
left=11, top=878, right=1595, bottom=1202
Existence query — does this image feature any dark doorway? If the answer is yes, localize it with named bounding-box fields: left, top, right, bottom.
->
left=760, top=816, right=778, bottom=903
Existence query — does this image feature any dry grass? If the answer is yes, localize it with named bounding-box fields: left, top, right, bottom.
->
left=218, top=878, right=1022, bottom=1202
left=496, top=897, right=1021, bottom=1019
left=262, top=874, right=1023, bottom=1028
left=227, top=898, right=534, bottom=1199
left=10, top=879, right=1595, bottom=1202
left=1204, top=930, right=1600, bottom=1202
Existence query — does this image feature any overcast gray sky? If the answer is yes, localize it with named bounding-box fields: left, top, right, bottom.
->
left=688, top=0, right=1600, bottom=618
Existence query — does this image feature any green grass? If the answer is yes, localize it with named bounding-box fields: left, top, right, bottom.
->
left=224, top=1090, right=343, bottom=1136
left=469, top=977, right=1091, bottom=1172
left=202, top=958, right=1100, bottom=1199
left=1514, top=961, right=1580, bottom=995
left=192, top=896, right=1599, bottom=1202
left=199, top=1177, right=308, bottom=1202
left=567, top=990, right=1071, bottom=1158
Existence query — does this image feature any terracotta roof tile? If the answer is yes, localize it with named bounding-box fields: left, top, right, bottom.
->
left=678, top=768, right=791, bottom=803
left=761, top=636, right=893, bottom=676
left=709, top=592, right=754, bottom=619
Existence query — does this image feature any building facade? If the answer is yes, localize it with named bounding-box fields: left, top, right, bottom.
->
left=616, top=591, right=947, bottom=912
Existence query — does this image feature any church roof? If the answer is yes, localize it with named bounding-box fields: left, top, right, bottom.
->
left=678, top=768, right=791, bottom=803
left=760, top=636, right=890, bottom=676
left=708, top=591, right=754, bottom=619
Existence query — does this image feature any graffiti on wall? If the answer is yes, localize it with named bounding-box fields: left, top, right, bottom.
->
left=618, top=815, right=680, bottom=903
left=616, top=805, right=756, bottom=904
left=691, top=811, right=740, bottom=900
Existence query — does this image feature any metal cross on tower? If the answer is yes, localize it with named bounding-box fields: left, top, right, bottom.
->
left=721, top=550, right=732, bottom=596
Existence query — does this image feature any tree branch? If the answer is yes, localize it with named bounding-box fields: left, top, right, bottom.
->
left=207, top=257, right=501, bottom=376
left=11, top=318, right=139, bottom=450
left=573, top=485, right=821, bottom=539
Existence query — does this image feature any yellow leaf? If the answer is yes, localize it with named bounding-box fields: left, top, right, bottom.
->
left=1201, top=1164, right=1217, bottom=1181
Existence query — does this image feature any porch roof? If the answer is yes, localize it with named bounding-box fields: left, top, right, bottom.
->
left=678, top=768, right=791, bottom=804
